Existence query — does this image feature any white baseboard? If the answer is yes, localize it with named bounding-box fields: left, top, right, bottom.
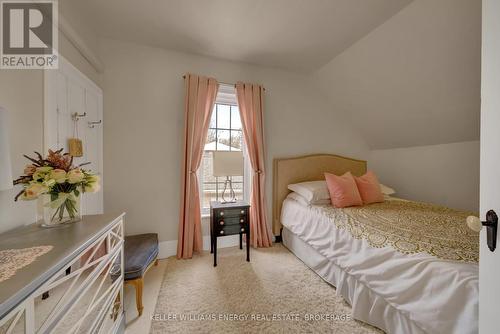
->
left=158, top=240, right=178, bottom=259
left=158, top=235, right=242, bottom=259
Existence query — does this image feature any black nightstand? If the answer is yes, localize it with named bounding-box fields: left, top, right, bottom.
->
left=210, top=201, right=250, bottom=267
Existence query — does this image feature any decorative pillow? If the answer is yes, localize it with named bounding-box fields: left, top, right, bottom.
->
left=324, top=172, right=363, bottom=208
left=380, top=183, right=396, bottom=196
left=354, top=171, right=384, bottom=204
left=287, top=180, right=330, bottom=203
left=286, top=192, right=331, bottom=206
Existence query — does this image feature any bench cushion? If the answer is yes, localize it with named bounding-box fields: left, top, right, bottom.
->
left=124, top=233, right=159, bottom=280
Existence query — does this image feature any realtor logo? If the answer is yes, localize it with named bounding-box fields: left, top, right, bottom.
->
left=1, top=0, right=58, bottom=69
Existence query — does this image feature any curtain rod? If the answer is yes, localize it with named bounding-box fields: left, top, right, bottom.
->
left=182, top=75, right=265, bottom=91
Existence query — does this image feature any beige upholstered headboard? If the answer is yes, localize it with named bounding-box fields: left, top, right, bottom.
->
left=272, top=153, right=367, bottom=235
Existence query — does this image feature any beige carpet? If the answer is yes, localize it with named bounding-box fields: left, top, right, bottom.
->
left=150, top=244, right=382, bottom=333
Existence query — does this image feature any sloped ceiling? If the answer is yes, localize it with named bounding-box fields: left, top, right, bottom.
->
left=314, top=0, right=481, bottom=149
left=61, top=0, right=412, bottom=72
left=62, top=0, right=480, bottom=150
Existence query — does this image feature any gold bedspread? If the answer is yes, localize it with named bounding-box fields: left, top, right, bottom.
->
left=318, top=199, right=479, bottom=263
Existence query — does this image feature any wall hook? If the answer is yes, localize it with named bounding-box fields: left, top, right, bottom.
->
left=71, top=112, right=87, bottom=121
left=88, top=120, right=102, bottom=128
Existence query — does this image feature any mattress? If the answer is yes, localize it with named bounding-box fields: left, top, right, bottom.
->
left=280, top=197, right=478, bottom=334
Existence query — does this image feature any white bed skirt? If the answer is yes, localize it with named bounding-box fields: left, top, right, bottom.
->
left=282, top=227, right=425, bottom=334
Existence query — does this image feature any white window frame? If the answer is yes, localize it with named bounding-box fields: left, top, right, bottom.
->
left=199, top=84, right=251, bottom=216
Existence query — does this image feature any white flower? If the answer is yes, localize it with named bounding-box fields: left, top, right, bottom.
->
left=67, top=169, right=84, bottom=184
left=21, top=183, right=48, bottom=200
left=84, top=174, right=101, bottom=193
left=49, top=169, right=67, bottom=184
left=84, top=182, right=101, bottom=193
left=32, top=166, right=53, bottom=181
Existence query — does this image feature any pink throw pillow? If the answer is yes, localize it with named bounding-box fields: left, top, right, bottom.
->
left=354, top=171, right=384, bottom=204
left=324, top=172, right=363, bottom=208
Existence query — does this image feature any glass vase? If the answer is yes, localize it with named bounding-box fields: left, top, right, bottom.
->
left=38, top=192, right=82, bottom=227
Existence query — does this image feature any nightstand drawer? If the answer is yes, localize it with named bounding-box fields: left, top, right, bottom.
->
left=210, top=201, right=250, bottom=266
left=216, top=207, right=248, bottom=218
left=216, top=224, right=248, bottom=236
left=216, top=216, right=246, bottom=228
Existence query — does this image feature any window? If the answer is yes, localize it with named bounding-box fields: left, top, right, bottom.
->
left=199, top=85, right=249, bottom=213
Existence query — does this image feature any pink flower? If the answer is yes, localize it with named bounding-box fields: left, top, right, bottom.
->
left=24, top=164, right=37, bottom=176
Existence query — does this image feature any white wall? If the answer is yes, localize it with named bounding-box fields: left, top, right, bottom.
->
left=0, top=7, right=102, bottom=233
left=0, top=71, right=44, bottom=233
left=310, top=0, right=481, bottom=213
left=99, top=38, right=369, bottom=244
left=370, top=141, right=479, bottom=211
left=59, top=0, right=103, bottom=86
left=314, top=0, right=481, bottom=149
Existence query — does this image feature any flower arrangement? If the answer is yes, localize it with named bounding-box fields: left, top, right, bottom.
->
left=14, top=149, right=100, bottom=225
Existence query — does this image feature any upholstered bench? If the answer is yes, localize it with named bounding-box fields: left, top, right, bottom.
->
left=124, top=233, right=159, bottom=316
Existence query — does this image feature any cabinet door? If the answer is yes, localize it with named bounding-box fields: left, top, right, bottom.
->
left=44, top=57, right=103, bottom=215
left=81, top=88, right=103, bottom=214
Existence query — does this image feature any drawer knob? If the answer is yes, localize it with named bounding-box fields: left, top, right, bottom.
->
left=240, top=210, right=245, bottom=214
left=240, top=219, right=244, bottom=223
left=219, top=221, right=224, bottom=225
left=220, top=211, right=224, bottom=216
left=241, top=228, right=245, bottom=232
left=220, top=230, right=224, bottom=235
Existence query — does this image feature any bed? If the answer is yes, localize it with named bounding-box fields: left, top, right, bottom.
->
left=273, top=154, right=479, bottom=334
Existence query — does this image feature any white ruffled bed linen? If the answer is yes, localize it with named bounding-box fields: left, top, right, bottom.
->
left=282, top=227, right=422, bottom=334
left=280, top=198, right=478, bottom=334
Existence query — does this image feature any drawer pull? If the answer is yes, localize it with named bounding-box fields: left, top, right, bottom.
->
left=240, top=219, right=244, bottom=223
left=220, top=211, right=224, bottom=216
left=220, top=230, right=224, bottom=235
left=241, top=228, right=245, bottom=232
left=240, top=210, right=245, bottom=214
left=219, top=221, right=224, bottom=225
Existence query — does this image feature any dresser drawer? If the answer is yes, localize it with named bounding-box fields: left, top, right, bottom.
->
left=216, top=216, right=247, bottom=228
left=215, top=207, right=248, bottom=218
left=216, top=223, right=248, bottom=236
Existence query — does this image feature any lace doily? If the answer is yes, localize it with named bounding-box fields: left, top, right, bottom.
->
left=0, top=246, right=53, bottom=283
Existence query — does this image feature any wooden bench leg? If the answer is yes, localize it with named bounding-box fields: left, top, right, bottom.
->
left=125, top=257, right=158, bottom=317
left=132, top=278, right=144, bottom=316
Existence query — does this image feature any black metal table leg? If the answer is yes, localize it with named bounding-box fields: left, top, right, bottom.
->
left=213, top=237, right=217, bottom=267
left=246, top=231, right=250, bottom=262
left=210, top=230, right=213, bottom=254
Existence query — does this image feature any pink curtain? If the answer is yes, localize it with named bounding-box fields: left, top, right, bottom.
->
left=236, top=82, right=273, bottom=248
left=177, top=74, right=219, bottom=259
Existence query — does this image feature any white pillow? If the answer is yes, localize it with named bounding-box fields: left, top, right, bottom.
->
left=380, top=183, right=396, bottom=195
left=287, top=180, right=330, bottom=202
left=286, top=192, right=310, bottom=206
left=286, top=192, right=331, bottom=206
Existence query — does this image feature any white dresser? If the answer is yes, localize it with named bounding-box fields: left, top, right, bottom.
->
left=0, top=213, right=125, bottom=334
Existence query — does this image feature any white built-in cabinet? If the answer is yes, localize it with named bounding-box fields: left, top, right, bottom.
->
left=44, top=57, right=103, bottom=215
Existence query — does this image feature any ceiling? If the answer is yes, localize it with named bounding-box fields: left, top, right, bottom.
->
left=314, top=0, right=481, bottom=149
left=63, top=0, right=413, bottom=72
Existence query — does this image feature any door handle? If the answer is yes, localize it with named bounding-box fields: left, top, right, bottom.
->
left=467, top=210, right=498, bottom=252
